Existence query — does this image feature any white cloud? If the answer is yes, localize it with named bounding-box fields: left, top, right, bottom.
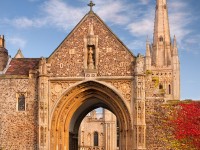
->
left=8, top=37, right=26, bottom=49
left=169, top=0, right=193, bottom=42
left=0, top=0, right=132, bottom=29
left=127, top=39, right=146, bottom=54
left=95, top=0, right=130, bottom=25
left=126, top=3, right=154, bottom=38
left=13, top=17, right=34, bottom=28
left=41, top=0, right=85, bottom=30
left=127, top=17, right=153, bottom=37
left=1, top=0, right=85, bottom=30
left=0, top=0, right=197, bottom=50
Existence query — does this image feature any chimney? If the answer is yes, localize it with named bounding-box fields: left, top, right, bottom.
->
left=0, top=35, right=5, bottom=48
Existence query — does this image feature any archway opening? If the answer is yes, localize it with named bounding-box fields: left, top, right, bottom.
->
left=50, top=81, right=132, bottom=150
left=69, top=99, right=122, bottom=150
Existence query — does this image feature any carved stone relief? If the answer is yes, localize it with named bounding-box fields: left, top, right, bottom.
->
left=50, top=81, right=77, bottom=108
left=105, top=80, right=132, bottom=102
left=135, top=54, right=144, bottom=74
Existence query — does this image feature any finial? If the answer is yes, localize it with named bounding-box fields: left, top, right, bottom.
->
left=173, top=35, right=177, bottom=47
left=0, top=35, right=4, bottom=39
left=146, top=35, right=149, bottom=43
left=88, top=1, right=95, bottom=12
left=173, top=35, right=177, bottom=42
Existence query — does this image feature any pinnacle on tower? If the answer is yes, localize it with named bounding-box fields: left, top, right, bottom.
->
left=146, top=36, right=151, bottom=57
left=172, top=35, right=178, bottom=56
left=145, top=36, right=152, bottom=70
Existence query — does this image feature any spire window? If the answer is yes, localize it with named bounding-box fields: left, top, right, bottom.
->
left=159, top=36, right=164, bottom=42
left=94, top=131, right=98, bottom=146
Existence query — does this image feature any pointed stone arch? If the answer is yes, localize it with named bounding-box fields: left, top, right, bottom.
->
left=50, top=80, right=133, bottom=150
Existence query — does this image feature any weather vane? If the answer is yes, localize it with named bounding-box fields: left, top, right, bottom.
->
left=88, top=1, right=95, bottom=12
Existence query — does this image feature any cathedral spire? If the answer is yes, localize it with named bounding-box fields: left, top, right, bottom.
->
left=153, top=0, right=171, bottom=45
left=152, top=0, right=172, bottom=67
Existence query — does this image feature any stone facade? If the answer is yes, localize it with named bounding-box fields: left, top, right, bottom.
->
left=0, top=0, right=180, bottom=150
left=79, top=109, right=117, bottom=150
left=0, top=78, right=38, bottom=149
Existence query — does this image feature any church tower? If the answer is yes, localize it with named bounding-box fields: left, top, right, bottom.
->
left=0, top=35, right=9, bottom=72
left=145, top=0, right=180, bottom=100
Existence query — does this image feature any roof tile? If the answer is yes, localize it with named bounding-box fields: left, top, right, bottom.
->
left=6, top=58, right=40, bottom=75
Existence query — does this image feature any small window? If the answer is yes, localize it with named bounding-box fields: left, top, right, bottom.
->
left=18, top=94, right=25, bottom=111
left=94, top=131, right=98, bottom=146
left=159, top=36, right=164, bottom=42
left=156, top=5, right=158, bottom=10
left=168, top=84, right=171, bottom=94
left=164, top=5, right=167, bottom=9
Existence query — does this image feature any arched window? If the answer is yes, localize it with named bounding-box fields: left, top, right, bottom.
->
left=94, top=131, right=98, bottom=146
left=159, top=36, right=163, bottom=42
left=168, top=84, right=171, bottom=94
left=18, top=94, right=25, bottom=111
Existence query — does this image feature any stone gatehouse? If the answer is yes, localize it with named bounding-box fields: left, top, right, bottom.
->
left=0, top=0, right=180, bottom=149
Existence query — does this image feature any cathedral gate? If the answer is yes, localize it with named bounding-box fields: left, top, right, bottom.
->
left=38, top=2, right=146, bottom=150
left=0, top=0, right=180, bottom=149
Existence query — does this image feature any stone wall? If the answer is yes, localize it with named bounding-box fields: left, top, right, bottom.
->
left=145, top=99, right=178, bottom=150
left=0, top=77, right=38, bottom=150
left=48, top=13, right=135, bottom=77
left=79, top=109, right=117, bottom=150
left=79, top=116, right=105, bottom=148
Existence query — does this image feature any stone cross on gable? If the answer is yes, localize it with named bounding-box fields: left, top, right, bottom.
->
left=88, top=1, right=95, bottom=11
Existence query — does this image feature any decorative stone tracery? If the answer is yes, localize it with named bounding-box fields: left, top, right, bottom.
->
left=50, top=81, right=77, bottom=108
left=105, top=80, right=132, bottom=102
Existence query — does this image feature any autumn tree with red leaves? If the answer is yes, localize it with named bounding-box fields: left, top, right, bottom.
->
left=171, top=101, right=200, bottom=149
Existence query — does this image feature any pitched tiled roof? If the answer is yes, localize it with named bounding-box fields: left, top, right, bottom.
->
left=6, top=58, right=40, bottom=75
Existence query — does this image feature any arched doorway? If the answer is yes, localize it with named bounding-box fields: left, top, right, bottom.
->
left=50, top=81, right=132, bottom=150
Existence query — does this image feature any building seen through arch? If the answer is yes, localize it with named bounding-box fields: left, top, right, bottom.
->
left=79, top=108, right=118, bottom=150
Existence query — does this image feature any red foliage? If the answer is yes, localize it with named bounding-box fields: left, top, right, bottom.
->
left=172, top=102, right=200, bottom=149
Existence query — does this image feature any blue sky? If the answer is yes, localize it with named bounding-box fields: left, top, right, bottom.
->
left=0, top=0, right=199, bottom=100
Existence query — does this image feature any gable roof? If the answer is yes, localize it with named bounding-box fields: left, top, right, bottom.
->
left=48, top=11, right=135, bottom=61
left=5, top=58, right=40, bottom=75
left=14, top=49, right=24, bottom=58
